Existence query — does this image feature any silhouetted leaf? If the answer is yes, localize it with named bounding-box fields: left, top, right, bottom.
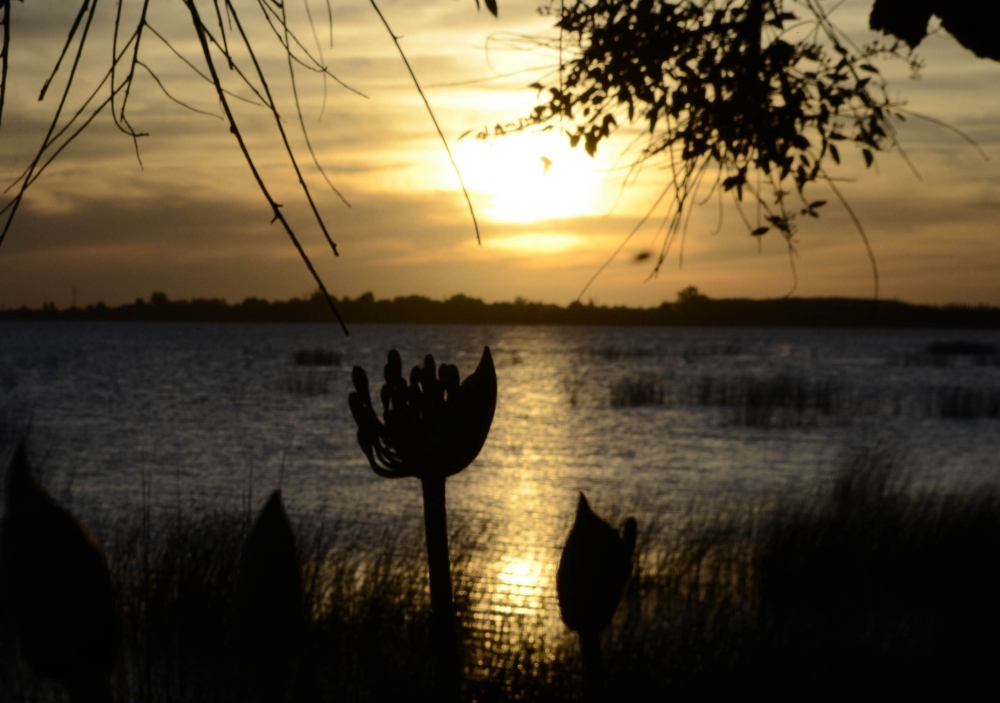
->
left=457, top=130, right=473, bottom=141
left=863, top=148, right=874, bottom=167
left=484, top=0, right=498, bottom=18
left=809, top=200, right=827, bottom=210
left=752, top=227, right=770, bottom=236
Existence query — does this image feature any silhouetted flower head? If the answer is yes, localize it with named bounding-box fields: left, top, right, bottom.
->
left=348, top=347, right=496, bottom=480
left=557, top=493, right=637, bottom=635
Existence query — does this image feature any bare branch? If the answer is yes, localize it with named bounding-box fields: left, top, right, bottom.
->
left=38, top=0, right=90, bottom=102
left=0, top=0, right=10, bottom=131
left=1, top=0, right=100, bottom=250
left=137, top=60, right=224, bottom=120
left=183, top=0, right=348, bottom=335
left=369, top=0, right=481, bottom=244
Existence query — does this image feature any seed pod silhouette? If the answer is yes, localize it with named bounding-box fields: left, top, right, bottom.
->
left=235, top=489, right=305, bottom=703
left=0, top=443, right=118, bottom=703
left=349, top=347, right=497, bottom=703
left=557, top=493, right=637, bottom=701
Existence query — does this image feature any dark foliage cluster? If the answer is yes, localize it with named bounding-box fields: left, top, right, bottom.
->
left=481, top=0, right=922, bottom=286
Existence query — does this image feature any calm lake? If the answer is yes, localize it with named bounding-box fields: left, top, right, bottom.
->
left=3, top=321, right=1000, bottom=632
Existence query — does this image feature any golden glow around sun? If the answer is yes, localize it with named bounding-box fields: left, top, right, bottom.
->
left=488, top=233, right=582, bottom=254
left=456, top=133, right=610, bottom=224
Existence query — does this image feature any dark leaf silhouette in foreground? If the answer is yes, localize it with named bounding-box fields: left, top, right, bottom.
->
left=0, top=444, right=118, bottom=703
left=557, top=493, right=636, bottom=701
left=236, top=489, right=312, bottom=703
left=869, top=0, right=1000, bottom=61
left=349, top=347, right=497, bottom=702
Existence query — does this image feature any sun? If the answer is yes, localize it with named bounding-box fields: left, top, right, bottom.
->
left=455, top=132, right=610, bottom=224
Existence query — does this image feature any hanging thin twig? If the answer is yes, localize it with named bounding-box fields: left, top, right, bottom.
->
left=0, top=0, right=101, bottom=250
left=369, top=0, right=481, bottom=245
left=184, top=0, right=348, bottom=335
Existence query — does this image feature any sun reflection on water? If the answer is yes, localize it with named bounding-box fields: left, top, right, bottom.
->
left=493, top=555, right=546, bottom=614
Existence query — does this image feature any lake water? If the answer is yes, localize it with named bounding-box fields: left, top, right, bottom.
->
left=3, top=321, right=1000, bottom=638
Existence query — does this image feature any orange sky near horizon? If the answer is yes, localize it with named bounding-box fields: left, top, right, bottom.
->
left=1, top=0, right=999, bottom=310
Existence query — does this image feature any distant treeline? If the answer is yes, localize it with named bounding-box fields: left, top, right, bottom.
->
left=4, top=288, right=1000, bottom=328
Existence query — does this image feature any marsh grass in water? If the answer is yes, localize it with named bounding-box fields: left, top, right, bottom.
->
left=588, top=346, right=662, bottom=362
left=931, top=386, right=1000, bottom=419
left=690, top=374, right=843, bottom=427
left=4, top=451, right=1000, bottom=700
left=889, top=340, right=1000, bottom=368
left=680, top=343, right=743, bottom=363
left=609, top=378, right=665, bottom=408
left=276, top=374, right=330, bottom=396
left=294, top=350, right=343, bottom=367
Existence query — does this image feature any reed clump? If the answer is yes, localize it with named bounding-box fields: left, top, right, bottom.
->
left=609, top=377, right=664, bottom=407
left=931, top=386, right=1000, bottom=419
left=890, top=340, right=1000, bottom=367
left=588, top=346, right=661, bottom=362
left=692, top=373, right=842, bottom=426
left=294, top=350, right=342, bottom=367
left=276, top=374, right=330, bottom=396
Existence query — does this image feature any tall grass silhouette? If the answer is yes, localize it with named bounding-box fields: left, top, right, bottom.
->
left=4, top=442, right=1000, bottom=700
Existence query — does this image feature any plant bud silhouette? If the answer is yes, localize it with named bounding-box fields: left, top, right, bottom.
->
left=235, top=489, right=305, bottom=703
left=349, top=347, right=497, bottom=703
left=557, top=493, right=637, bottom=701
left=0, top=443, right=118, bottom=703
left=349, top=347, right=496, bottom=481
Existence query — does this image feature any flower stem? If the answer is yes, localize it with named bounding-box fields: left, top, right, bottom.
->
left=580, top=629, right=605, bottom=702
left=420, top=475, right=461, bottom=703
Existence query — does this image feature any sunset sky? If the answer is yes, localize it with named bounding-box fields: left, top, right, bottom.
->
left=1, top=0, right=999, bottom=310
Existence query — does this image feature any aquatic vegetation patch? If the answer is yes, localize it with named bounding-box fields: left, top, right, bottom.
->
left=680, top=343, right=744, bottom=363
left=293, top=349, right=342, bottom=366
left=691, top=373, right=843, bottom=427
left=588, top=346, right=662, bottom=362
left=609, top=377, right=665, bottom=407
left=890, top=340, right=1000, bottom=367
left=930, top=386, right=1000, bottom=419
left=276, top=373, right=330, bottom=396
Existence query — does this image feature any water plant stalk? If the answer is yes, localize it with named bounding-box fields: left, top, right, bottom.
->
left=349, top=347, right=496, bottom=702
left=422, top=475, right=461, bottom=702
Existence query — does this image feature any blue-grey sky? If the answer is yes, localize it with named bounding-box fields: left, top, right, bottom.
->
left=1, top=0, right=999, bottom=309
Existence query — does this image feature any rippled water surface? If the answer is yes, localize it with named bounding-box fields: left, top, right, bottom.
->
left=4, top=321, right=1000, bottom=635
